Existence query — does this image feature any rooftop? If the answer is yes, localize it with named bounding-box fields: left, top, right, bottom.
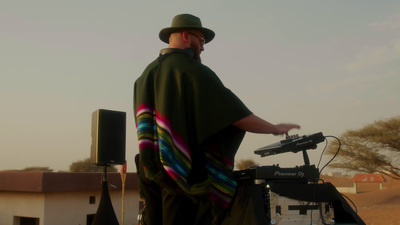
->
left=0, top=171, right=138, bottom=193
left=351, top=174, right=386, bottom=183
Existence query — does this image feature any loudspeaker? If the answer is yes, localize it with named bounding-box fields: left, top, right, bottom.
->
left=91, top=109, right=126, bottom=165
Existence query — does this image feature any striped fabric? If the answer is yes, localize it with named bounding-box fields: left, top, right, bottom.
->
left=156, top=110, right=192, bottom=186
left=205, top=150, right=237, bottom=210
left=136, top=103, right=236, bottom=209
left=136, top=104, right=161, bottom=180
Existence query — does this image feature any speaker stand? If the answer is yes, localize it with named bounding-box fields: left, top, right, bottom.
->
left=103, top=164, right=108, bottom=181
left=91, top=164, right=119, bottom=225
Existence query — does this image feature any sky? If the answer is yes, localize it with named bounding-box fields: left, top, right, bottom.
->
left=1, top=1, right=399, bottom=173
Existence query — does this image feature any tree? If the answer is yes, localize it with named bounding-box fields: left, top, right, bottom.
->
left=326, top=116, right=400, bottom=180
left=236, top=158, right=258, bottom=170
left=69, top=158, right=118, bottom=172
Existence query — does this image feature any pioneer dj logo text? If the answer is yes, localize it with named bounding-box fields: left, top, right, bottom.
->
left=296, top=140, right=313, bottom=146
left=274, top=171, right=305, bottom=177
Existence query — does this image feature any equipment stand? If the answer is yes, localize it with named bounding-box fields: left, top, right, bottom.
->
left=91, top=165, right=120, bottom=225
left=302, top=150, right=310, bottom=165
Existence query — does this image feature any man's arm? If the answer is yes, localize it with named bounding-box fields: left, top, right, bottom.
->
left=233, top=114, right=300, bottom=135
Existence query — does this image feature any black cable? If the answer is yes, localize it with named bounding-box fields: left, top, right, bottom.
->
left=313, top=136, right=341, bottom=224
left=318, top=202, right=329, bottom=225
left=311, top=182, right=317, bottom=225
left=341, top=192, right=358, bottom=214
left=319, top=136, right=341, bottom=175
left=316, top=136, right=360, bottom=219
left=317, top=138, right=329, bottom=168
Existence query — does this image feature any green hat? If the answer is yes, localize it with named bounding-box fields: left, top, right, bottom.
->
left=159, top=14, right=215, bottom=44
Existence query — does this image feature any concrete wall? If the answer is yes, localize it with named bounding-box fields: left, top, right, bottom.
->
left=107, top=189, right=141, bottom=225
left=336, top=186, right=356, bottom=194
left=0, top=190, right=140, bottom=225
left=43, top=191, right=99, bottom=225
left=0, top=192, right=45, bottom=225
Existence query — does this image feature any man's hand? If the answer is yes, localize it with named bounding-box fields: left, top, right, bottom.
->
left=272, top=123, right=301, bottom=136
left=233, top=114, right=300, bottom=135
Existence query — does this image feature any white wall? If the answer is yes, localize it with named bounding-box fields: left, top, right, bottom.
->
left=0, top=192, right=45, bottom=225
left=43, top=191, right=99, bottom=225
left=0, top=190, right=140, bottom=225
left=108, top=190, right=140, bottom=225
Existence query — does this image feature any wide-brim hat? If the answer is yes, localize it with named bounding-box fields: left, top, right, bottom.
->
left=159, top=14, right=215, bottom=44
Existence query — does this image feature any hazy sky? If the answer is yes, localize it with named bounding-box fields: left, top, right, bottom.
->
left=1, top=1, right=399, bottom=172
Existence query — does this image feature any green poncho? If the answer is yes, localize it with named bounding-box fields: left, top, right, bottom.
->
left=134, top=48, right=252, bottom=212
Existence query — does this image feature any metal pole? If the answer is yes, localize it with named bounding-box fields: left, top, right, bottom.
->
left=120, top=163, right=127, bottom=225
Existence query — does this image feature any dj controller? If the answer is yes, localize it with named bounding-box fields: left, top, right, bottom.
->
left=235, top=132, right=325, bottom=183
left=229, top=132, right=365, bottom=225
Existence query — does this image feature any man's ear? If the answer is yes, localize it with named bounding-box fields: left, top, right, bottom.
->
left=181, top=31, right=190, bottom=43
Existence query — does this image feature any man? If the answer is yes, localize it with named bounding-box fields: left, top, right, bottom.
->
left=134, top=14, right=300, bottom=225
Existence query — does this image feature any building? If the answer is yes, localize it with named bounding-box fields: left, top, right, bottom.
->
left=0, top=171, right=140, bottom=225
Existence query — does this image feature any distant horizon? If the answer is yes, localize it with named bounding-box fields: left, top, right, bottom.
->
left=1, top=1, right=399, bottom=172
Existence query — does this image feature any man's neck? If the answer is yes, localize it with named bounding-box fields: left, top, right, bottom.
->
left=160, top=48, right=194, bottom=56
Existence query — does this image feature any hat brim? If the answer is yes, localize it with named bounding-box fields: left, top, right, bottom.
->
left=159, top=27, right=215, bottom=44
